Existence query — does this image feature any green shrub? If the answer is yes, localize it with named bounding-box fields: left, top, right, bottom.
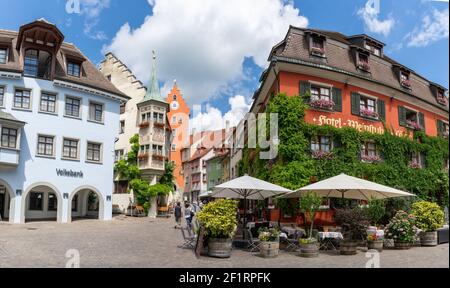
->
left=411, top=201, right=444, bottom=232
left=335, top=208, right=369, bottom=241
left=385, top=211, right=416, bottom=242
left=365, top=198, right=386, bottom=226
left=196, top=199, right=238, bottom=239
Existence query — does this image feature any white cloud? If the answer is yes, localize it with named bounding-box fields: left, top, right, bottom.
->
left=406, top=9, right=449, bottom=47
left=190, top=95, right=252, bottom=132
left=103, top=0, right=308, bottom=105
left=357, top=3, right=395, bottom=37
left=80, top=0, right=110, bottom=40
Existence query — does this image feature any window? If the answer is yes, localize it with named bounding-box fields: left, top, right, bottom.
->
left=87, top=142, right=102, bottom=163
left=67, top=62, right=81, bottom=77
left=65, top=97, right=81, bottom=118
left=153, top=145, right=163, bottom=155
left=310, top=86, right=331, bottom=101
left=361, top=142, right=377, bottom=157
left=48, top=193, right=57, bottom=211
left=311, top=136, right=331, bottom=152
left=14, top=89, right=31, bottom=109
left=172, top=144, right=176, bottom=151
left=24, top=49, right=52, bottom=79
left=141, top=112, right=151, bottom=123
left=0, top=48, right=7, bottom=64
left=39, top=92, right=56, bottom=113
left=405, top=109, right=418, bottom=125
left=29, top=192, right=43, bottom=211
left=62, top=138, right=79, bottom=159
left=410, top=152, right=424, bottom=168
left=1, top=127, right=17, bottom=148
left=72, top=195, right=78, bottom=212
left=360, top=95, right=378, bottom=119
left=173, top=95, right=177, bottom=101
left=400, top=71, right=411, bottom=88
left=359, top=53, right=369, bottom=64
left=436, top=90, right=447, bottom=105
left=153, top=112, right=164, bottom=123
left=311, top=37, right=325, bottom=55
left=37, top=135, right=54, bottom=157
left=115, top=149, right=125, bottom=162
left=373, top=47, right=381, bottom=56
left=172, top=116, right=177, bottom=124
left=0, top=86, right=4, bottom=107
left=120, top=121, right=125, bottom=134
left=89, top=102, right=104, bottom=122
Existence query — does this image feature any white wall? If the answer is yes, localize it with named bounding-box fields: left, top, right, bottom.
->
left=0, top=75, right=121, bottom=224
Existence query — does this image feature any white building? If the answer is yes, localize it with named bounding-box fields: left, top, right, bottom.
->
left=0, top=19, right=129, bottom=223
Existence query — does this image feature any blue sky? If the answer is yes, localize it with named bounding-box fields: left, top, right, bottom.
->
left=0, top=0, right=448, bottom=130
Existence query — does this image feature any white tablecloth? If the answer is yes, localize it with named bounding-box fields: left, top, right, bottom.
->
left=318, top=232, right=344, bottom=240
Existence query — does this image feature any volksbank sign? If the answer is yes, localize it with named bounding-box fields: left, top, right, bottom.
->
left=56, top=169, right=84, bottom=178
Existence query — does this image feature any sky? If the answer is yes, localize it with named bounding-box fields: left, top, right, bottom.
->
left=0, top=0, right=448, bottom=131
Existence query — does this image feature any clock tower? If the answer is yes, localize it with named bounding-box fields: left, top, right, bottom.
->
left=166, top=81, right=190, bottom=195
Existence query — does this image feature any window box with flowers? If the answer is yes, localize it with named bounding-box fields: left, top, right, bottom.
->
left=409, top=162, right=421, bottom=169
left=137, top=153, right=149, bottom=160
left=360, top=108, right=379, bottom=120
left=154, top=121, right=165, bottom=128
left=309, top=99, right=335, bottom=111
left=152, top=154, right=166, bottom=161
left=361, top=155, right=381, bottom=164
left=401, top=79, right=411, bottom=89
left=311, top=150, right=333, bottom=160
left=139, top=121, right=150, bottom=129
left=406, top=120, right=421, bottom=131
left=443, top=131, right=449, bottom=139
left=311, top=46, right=325, bottom=56
left=357, top=62, right=371, bottom=72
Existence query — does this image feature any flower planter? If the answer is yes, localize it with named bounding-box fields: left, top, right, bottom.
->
left=339, top=240, right=358, bottom=255
left=420, top=231, right=438, bottom=247
left=208, top=238, right=232, bottom=258
left=367, top=240, right=384, bottom=252
left=139, top=122, right=150, bottom=129
left=259, top=241, right=279, bottom=258
left=394, top=241, right=411, bottom=250
left=299, top=243, right=319, bottom=258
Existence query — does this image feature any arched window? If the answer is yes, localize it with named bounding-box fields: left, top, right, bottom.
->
left=173, top=95, right=177, bottom=101
left=24, top=49, right=52, bottom=79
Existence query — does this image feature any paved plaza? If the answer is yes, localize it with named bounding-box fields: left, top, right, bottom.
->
left=0, top=217, right=448, bottom=268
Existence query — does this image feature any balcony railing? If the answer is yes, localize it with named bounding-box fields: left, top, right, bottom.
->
left=0, top=147, right=20, bottom=166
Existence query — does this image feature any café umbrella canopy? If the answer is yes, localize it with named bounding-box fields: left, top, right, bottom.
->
left=282, top=173, right=415, bottom=200
left=212, top=175, right=292, bottom=238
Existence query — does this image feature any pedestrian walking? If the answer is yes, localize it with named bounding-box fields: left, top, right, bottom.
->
left=174, top=202, right=182, bottom=229
left=184, top=203, right=194, bottom=228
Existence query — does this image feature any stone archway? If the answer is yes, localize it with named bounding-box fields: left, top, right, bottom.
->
left=68, top=186, right=105, bottom=223
left=0, top=179, right=15, bottom=223
left=21, top=182, right=63, bottom=223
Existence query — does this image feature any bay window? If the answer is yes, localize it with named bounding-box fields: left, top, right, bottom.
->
left=0, top=86, right=4, bottom=107
left=0, top=48, right=7, bottom=64
left=1, top=127, right=17, bottom=149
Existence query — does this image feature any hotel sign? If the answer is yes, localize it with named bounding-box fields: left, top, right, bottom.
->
left=313, top=115, right=406, bottom=137
left=56, top=169, right=84, bottom=178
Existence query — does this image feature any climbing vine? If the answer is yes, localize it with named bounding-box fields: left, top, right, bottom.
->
left=239, top=94, right=449, bottom=207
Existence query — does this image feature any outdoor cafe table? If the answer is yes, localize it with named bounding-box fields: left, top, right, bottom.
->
left=318, top=232, right=344, bottom=251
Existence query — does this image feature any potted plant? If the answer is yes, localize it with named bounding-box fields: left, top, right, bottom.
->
left=196, top=199, right=238, bottom=258
left=309, top=99, right=335, bottom=110
left=258, top=228, right=280, bottom=258
left=335, top=208, right=369, bottom=255
left=298, top=192, right=322, bottom=258
left=139, top=121, right=150, bottom=128
left=411, top=201, right=444, bottom=247
left=385, top=211, right=416, bottom=250
left=365, top=199, right=386, bottom=252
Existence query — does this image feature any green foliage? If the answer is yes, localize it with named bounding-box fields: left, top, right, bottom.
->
left=274, top=198, right=297, bottom=217
left=335, top=208, right=369, bottom=241
left=365, top=198, right=386, bottom=226
left=385, top=211, right=417, bottom=242
left=411, top=201, right=445, bottom=232
left=240, top=93, right=449, bottom=207
left=258, top=228, right=280, bottom=242
left=160, top=161, right=175, bottom=187
left=298, top=192, right=322, bottom=238
left=196, top=199, right=238, bottom=239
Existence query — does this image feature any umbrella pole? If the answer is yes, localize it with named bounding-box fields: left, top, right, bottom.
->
left=243, top=195, right=247, bottom=240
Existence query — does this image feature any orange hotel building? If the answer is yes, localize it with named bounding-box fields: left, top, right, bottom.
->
left=251, top=27, right=449, bottom=139
left=250, top=27, right=449, bottom=225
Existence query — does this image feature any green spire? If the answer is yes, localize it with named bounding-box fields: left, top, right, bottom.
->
left=142, top=50, right=165, bottom=103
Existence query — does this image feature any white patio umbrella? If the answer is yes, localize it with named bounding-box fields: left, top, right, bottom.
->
left=212, top=175, right=292, bottom=238
left=282, top=173, right=415, bottom=200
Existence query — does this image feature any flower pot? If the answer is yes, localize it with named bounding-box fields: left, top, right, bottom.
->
left=208, top=238, right=232, bottom=258
left=299, top=243, right=319, bottom=258
left=394, top=241, right=411, bottom=250
left=259, top=241, right=279, bottom=258
left=367, top=240, right=384, bottom=252
left=340, top=240, right=358, bottom=255
left=420, top=231, right=438, bottom=247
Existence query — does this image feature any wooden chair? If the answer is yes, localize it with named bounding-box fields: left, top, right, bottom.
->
left=135, top=205, right=146, bottom=217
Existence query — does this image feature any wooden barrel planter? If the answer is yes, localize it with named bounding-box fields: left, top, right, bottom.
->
left=299, top=243, right=319, bottom=258
left=394, top=241, right=411, bottom=250
left=340, top=241, right=358, bottom=255
left=208, top=238, right=232, bottom=258
left=367, top=240, right=384, bottom=252
left=260, top=242, right=279, bottom=258
left=420, top=231, right=438, bottom=247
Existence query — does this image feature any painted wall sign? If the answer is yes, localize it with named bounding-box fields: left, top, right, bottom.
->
left=312, top=115, right=407, bottom=137
left=56, top=169, right=84, bottom=178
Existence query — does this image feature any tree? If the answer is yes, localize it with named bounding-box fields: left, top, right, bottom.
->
left=298, top=192, right=322, bottom=239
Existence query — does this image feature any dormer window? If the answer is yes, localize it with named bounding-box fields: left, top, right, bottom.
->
left=23, top=49, right=52, bottom=79
left=373, top=47, right=381, bottom=57
left=363, top=40, right=383, bottom=57
left=67, top=61, right=81, bottom=77
left=311, top=37, right=325, bottom=56
left=0, top=48, right=7, bottom=64
left=436, top=89, right=447, bottom=105
left=357, top=53, right=370, bottom=72
left=400, top=71, right=411, bottom=89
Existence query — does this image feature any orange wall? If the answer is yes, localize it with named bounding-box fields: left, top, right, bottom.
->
left=266, top=71, right=447, bottom=137
left=166, top=84, right=190, bottom=192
